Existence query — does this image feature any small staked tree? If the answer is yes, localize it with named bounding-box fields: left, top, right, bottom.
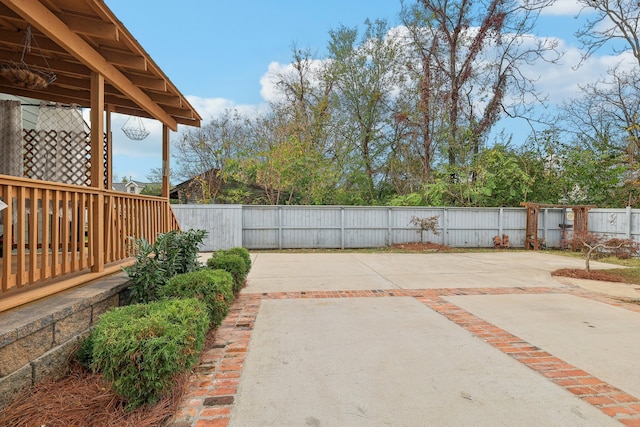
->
left=410, top=215, right=440, bottom=243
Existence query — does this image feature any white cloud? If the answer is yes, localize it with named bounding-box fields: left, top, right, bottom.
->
left=259, top=59, right=328, bottom=104
left=259, top=62, right=286, bottom=103
left=525, top=44, right=636, bottom=105
left=540, top=0, right=587, bottom=16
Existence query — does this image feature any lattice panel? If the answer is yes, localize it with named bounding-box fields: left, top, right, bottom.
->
left=58, top=131, right=91, bottom=186
left=23, top=129, right=61, bottom=182
left=23, top=130, right=108, bottom=186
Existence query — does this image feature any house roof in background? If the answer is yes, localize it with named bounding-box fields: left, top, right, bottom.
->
left=0, top=0, right=201, bottom=130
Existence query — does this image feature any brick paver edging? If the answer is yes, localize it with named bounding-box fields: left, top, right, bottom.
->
left=170, top=286, right=640, bottom=427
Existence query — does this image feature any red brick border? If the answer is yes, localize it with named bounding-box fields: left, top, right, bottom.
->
left=170, top=287, right=640, bottom=426
left=418, top=295, right=640, bottom=426
left=170, top=294, right=260, bottom=427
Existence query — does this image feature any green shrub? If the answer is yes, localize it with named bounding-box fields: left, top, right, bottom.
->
left=75, top=333, right=95, bottom=369
left=225, top=247, right=252, bottom=271
left=123, top=238, right=167, bottom=304
left=90, top=298, right=208, bottom=410
left=207, top=253, right=247, bottom=293
left=161, top=269, right=234, bottom=328
left=123, top=229, right=207, bottom=304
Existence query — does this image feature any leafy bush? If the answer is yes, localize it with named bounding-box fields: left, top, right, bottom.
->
left=157, top=229, right=208, bottom=277
left=207, top=253, right=247, bottom=293
left=123, top=238, right=166, bottom=304
left=123, top=229, right=207, bottom=304
left=161, top=269, right=234, bottom=328
left=225, top=247, right=252, bottom=271
left=90, top=298, right=208, bottom=410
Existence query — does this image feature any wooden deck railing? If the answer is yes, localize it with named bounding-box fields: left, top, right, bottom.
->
left=0, top=175, right=180, bottom=309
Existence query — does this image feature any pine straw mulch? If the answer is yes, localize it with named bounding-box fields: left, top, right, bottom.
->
left=551, top=268, right=626, bottom=282
left=0, top=329, right=219, bottom=427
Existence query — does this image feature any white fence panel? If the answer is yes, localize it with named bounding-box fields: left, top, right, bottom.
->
left=172, top=204, right=242, bottom=251
left=172, top=205, right=640, bottom=250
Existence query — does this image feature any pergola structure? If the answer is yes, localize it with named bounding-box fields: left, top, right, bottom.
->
left=0, top=0, right=202, bottom=311
left=520, top=202, right=595, bottom=251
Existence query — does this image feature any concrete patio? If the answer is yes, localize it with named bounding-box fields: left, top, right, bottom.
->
left=174, top=251, right=640, bottom=427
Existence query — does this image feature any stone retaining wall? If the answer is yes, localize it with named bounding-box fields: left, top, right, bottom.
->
left=0, top=272, right=130, bottom=409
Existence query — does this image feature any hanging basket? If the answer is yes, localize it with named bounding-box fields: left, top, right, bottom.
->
left=122, top=115, right=150, bottom=141
left=0, top=61, right=56, bottom=90
left=0, top=26, right=56, bottom=90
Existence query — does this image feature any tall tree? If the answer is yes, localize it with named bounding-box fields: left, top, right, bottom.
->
left=400, top=0, right=560, bottom=179
left=324, top=19, right=401, bottom=203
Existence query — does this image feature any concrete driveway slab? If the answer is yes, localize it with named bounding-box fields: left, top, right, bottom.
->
left=174, top=252, right=640, bottom=427
left=229, top=297, right=617, bottom=427
left=446, top=293, right=640, bottom=398
left=246, top=253, right=397, bottom=292
left=244, top=252, right=619, bottom=293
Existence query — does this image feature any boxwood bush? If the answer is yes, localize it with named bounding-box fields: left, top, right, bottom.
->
left=160, top=269, right=234, bottom=328
left=225, top=247, right=251, bottom=271
left=89, top=298, right=209, bottom=410
left=207, top=253, right=247, bottom=293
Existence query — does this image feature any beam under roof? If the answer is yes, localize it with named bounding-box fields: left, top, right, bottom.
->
left=2, top=0, right=180, bottom=130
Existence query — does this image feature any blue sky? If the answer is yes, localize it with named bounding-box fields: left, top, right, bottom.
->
left=102, top=0, right=629, bottom=183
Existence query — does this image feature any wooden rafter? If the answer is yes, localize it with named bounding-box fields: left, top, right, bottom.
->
left=0, top=0, right=201, bottom=129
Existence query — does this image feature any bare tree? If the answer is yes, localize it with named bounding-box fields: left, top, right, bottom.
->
left=576, top=0, right=640, bottom=67
left=399, top=0, right=561, bottom=177
left=173, top=110, right=250, bottom=201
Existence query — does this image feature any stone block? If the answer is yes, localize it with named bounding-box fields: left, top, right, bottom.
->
left=32, top=336, right=78, bottom=384
left=54, top=307, right=92, bottom=344
left=92, top=294, right=120, bottom=322
left=0, top=325, right=53, bottom=377
left=0, top=363, right=32, bottom=409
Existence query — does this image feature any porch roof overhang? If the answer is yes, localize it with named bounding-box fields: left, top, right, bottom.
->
left=0, top=0, right=201, bottom=131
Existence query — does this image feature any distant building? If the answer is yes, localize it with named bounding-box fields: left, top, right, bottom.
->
left=111, top=179, right=159, bottom=195
left=170, top=168, right=268, bottom=204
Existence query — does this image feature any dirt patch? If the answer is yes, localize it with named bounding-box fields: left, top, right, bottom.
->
left=391, top=242, right=451, bottom=252
left=551, top=268, right=625, bottom=282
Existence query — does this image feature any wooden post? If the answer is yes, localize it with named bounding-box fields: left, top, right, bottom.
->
left=91, top=72, right=105, bottom=273
left=162, top=124, right=171, bottom=232
left=106, top=105, right=113, bottom=189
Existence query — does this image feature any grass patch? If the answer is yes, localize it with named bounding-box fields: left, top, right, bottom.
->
left=595, top=268, right=640, bottom=285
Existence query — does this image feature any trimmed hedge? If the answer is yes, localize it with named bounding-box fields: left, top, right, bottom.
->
left=90, top=298, right=209, bottom=410
left=225, top=247, right=251, bottom=271
left=207, top=253, right=247, bottom=293
left=161, top=269, right=234, bottom=328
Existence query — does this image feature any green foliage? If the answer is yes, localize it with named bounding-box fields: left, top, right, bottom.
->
left=123, top=238, right=166, bottom=304
left=207, top=253, right=248, bottom=293
left=75, top=333, right=95, bottom=369
left=123, top=229, right=207, bottom=304
left=387, top=193, right=426, bottom=206
left=225, top=247, right=252, bottom=271
left=473, top=145, right=533, bottom=207
left=161, top=269, right=234, bottom=328
left=90, top=298, right=209, bottom=410
left=140, top=184, right=162, bottom=196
